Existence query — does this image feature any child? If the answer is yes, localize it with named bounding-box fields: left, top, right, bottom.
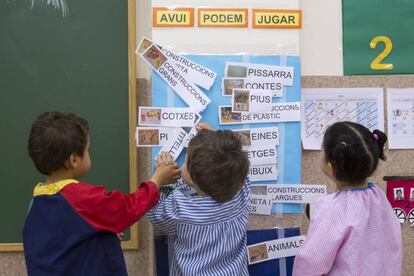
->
left=147, top=124, right=251, bottom=276
left=23, top=112, right=180, bottom=276
left=293, top=122, right=402, bottom=276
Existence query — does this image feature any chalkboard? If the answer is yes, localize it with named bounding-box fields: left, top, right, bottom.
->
left=0, top=0, right=138, bottom=251
left=343, top=0, right=414, bottom=75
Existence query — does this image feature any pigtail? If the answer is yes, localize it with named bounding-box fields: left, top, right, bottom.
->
left=372, top=129, right=387, bottom=161
left=329, top=140, right=358, bottom=182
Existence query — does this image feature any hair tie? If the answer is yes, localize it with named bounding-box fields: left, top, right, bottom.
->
left=373, top=133, right=379, bottom=141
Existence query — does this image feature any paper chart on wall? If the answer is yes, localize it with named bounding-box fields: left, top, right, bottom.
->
left=387, top=88, right=414, bottom=149
left=151, top=55, right=302, bottom=214
left=301, top=88, right=384, bottom=150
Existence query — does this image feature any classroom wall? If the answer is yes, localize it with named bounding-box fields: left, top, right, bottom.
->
left=302, top=75, right=414, bottom=276
left=1, top=1, right=413, bottom=275
left=137, top=0, right=344, bottom=76
left=1, top=77, right=413, bottom=276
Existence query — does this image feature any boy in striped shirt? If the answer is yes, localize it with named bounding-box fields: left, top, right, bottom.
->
left=147, top=124, right=251, bottom=276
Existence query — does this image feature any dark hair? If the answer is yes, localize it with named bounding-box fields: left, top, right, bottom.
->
left=187, top=129, right=250, bottom=203
left=322, top=121, right=387, bottom=184
left=28, top=112, right=89, bottom=175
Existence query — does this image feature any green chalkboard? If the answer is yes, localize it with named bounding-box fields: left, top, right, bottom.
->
left=343, top=0, right=414, bottom=75
left=0, top=0, right=138, bottom=250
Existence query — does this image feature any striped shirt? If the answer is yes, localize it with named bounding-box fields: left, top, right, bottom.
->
left=147, top=179, right=251, bottom=276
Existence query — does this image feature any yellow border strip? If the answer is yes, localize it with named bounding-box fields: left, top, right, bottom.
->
left=252, top=9, right=302, bottom=29
left=122, top=0, right=138, bottom=250
left=152, top=7, right=195, bottom=27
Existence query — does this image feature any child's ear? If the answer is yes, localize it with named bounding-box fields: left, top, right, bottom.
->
left=66, top=153, right=81, bottom=169
left=327, top=162, right=335, bottom=177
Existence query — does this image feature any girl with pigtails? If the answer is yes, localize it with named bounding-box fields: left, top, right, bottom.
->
left=293, top=122, right=402, bottom=276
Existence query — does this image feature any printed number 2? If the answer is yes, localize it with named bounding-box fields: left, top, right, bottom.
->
left=370, top=36, right=394, bottom=70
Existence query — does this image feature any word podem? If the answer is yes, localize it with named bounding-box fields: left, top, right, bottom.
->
left=198, top=8, right=248, bottom=28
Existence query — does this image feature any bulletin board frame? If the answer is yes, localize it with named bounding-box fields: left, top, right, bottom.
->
left=0, top=0, right=138, bottom=252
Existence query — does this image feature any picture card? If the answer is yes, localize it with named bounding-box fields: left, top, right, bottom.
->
left=232, top=89, right=273, bottom=113
left=247, top=236, right=305, bottom=265
left=248, top=194, right=272, bottom=215
left=248, top=164, right=278, bottom=182
left=139, top=107, right=196, bottom=127
left=234, top=127, right=280, bottom=147
left=157, top=127, right=188, bottom=160
left=222, top=77, right=283, bottom=97
left=136, top=127, right=178, bottom=147
left=219, top=102, right=301, bottom=125
left=245, top=145, right=277, bottom=166
left=225, top=61, right=294, bottom=86
left=137, top=40, right=211, bottom=112
left=137, top=37, right=217, bottom=90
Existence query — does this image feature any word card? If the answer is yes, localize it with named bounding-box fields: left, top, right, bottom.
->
left=245, top=145, right=277, bottom=166
left=248, top=164, right=278, bottom=182
left=139, top=107, right=196, bottom=127
left=247, top=236, right=305, bottom=264
left=138, top=38, right=217, bottom=90
left=233, top=126, right=279, bottom=147
left=136, top=127, right=176, bottom=147
left=219, top=102, right=301, bottom=125
left=232, top=89, right=273, bottom=113
left=222, top=77, right=283, bottom=97
left=225, top=62, right=294, bottom=86
left=136, top=39, right=211, bottom=112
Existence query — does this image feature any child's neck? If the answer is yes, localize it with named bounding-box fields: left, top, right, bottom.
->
left=192, top=184, right=206, bottom=196
left=45, top=169, right=76, bottom=184
left=335, top=180, right=368, bottom=191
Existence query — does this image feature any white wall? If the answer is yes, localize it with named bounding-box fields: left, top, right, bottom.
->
left=137, top=0, right=344, bottom=77
left=300, top=0, right=343, bottom=76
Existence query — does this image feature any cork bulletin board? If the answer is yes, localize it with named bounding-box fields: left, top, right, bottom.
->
left=301, top=75, right=414, bottom=276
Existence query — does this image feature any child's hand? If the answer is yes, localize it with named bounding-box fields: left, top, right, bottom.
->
left=155, top=151, right=174, bottom=169
left=196, top=123, right=213, bottom=131
left=117, top=232, right=124, bottom=241
left=151, top=158, right=181, bottom=188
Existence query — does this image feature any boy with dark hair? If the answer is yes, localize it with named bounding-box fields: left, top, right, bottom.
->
left=147, top=124, right=251, bottom=276
left=24, top=111, right=180, bottom=276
